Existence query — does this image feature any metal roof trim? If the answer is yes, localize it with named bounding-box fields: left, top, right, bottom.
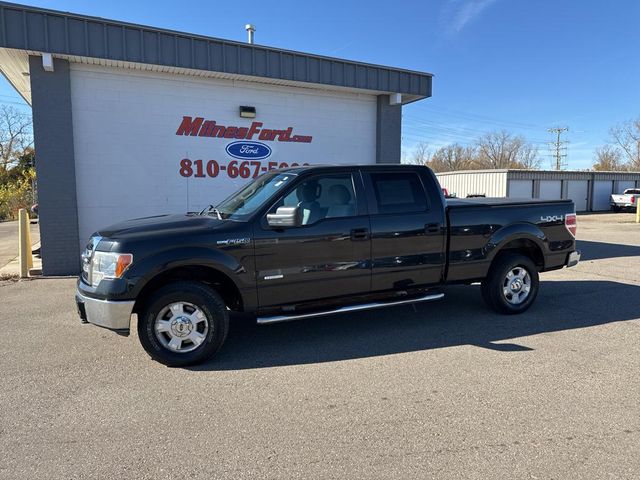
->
left=0, top=1, right=432, bottom=99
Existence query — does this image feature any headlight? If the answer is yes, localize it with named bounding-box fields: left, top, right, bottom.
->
left=90, top=252, right=133, bottom=287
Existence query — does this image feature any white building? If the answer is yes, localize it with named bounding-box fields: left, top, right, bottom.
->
left=436, top=169, right=640, bottom=212
left=0, top=2, right=432, bottom=274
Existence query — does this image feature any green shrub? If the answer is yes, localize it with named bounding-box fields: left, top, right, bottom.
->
left=0, top=168, right=36, bottom=221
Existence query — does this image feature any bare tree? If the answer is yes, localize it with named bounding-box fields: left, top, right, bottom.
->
left=593, top=145, right=625, bottom=171
left=428, top=144, right=476, bottom=172
left=0, top=105, right=32, bottom=172
left=410, top=142, right=430, bottom=165
left=475, top=131, right=540, bottom=169
left=407, top=130, right=542, bottom=172
left=609, top=117, right=640, bottom=171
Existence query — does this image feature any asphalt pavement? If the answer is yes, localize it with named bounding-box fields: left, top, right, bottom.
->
left=0, top=213, right=638, bottom=479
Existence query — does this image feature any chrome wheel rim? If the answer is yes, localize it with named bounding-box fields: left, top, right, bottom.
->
left=502, top=267, right=531, bottom=305
left=154, top=302, right=209, bottom=353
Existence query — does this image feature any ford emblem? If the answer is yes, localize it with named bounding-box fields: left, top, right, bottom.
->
left=225, top=141, right=272, bottom=160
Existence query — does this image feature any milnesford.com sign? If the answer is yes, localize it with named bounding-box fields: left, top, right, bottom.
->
left=175, top=116, right=314, bottom=143
left=175, top=115, right=313, bottom=180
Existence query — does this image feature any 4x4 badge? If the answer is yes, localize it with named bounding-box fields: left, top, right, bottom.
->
left=540, top=215, right=564, bottom=222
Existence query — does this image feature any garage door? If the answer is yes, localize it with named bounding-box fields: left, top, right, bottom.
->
left=593, top=180, right=613, bottom=211
left=567, top=181, right=588, bottom=212
left=539, top=180, right=562, bottom=200
left=508, top=180, right=533, bottom=198
left=615, top=181, right=635, bottom=193
left=69, top=64, right=377, bottom=250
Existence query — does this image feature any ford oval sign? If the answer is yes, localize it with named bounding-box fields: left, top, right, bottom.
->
left=225, top=141, right=272, bottom=160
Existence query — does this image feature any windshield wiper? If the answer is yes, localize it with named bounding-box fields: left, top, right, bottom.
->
left=200, top=205, right=223, bottom=220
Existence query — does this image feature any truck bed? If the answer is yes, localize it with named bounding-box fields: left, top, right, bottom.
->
left=447, top=197, right=573, bottom=208
left=445, top=197, right=575, bottom=283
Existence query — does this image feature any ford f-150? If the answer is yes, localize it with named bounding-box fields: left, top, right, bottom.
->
left=76, top=165, right=580, bottom=366
left=610, top=188, right=640, bottom=212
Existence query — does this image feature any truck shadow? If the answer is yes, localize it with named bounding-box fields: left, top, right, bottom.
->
left=191, top=279, right=640, bottom=371
left=578, top=240, right=640, bottom=261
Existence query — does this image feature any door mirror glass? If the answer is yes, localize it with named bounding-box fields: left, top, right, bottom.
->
left=267, top=206, right=302, bottom=228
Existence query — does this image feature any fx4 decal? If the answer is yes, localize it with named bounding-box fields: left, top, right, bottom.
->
left=216, top=238, right=251, bottom=246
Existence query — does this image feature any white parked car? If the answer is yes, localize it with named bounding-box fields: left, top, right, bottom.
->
left=610, top=188, right=640, bottom=212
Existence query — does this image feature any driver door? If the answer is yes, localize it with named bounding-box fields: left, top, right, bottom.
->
left=253, top=170, right=371, bottom=308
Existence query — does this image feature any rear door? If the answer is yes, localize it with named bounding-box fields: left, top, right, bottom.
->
left=363, top=168, right=446, bottom=292
left=253, top=170, right=371, bottom=308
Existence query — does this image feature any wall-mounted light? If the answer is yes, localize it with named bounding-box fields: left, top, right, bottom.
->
left=42, top=53, right=54, bottom=72
left=239, top=106, right=256, bottom=118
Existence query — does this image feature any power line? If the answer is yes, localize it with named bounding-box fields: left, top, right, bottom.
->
left=402, top=120, right=550, bottom=146
left=403, top=125, right=484, bottom=142
left=0, top=93, right=23, bottom=99
left=0, top=101, right=30, bottom=108
left=402, top=129, right=477, bottom=145
left=547, top=127, right=569, bottom=170
left=404, top=126, right=549, bottom=146
left=404, top=115, right=509, bottom=136
left=407, top=104, right=547, bottom=131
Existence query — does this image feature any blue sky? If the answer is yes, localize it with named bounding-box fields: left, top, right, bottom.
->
left=2, top=0, right=639, bottom=169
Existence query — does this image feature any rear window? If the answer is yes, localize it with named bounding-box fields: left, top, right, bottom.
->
left=370, top=172, right=428, bottom=214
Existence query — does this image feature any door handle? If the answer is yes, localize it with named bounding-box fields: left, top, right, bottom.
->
left=350, top=228, right=369, bottom=241
left=425, top=223, right=440, bottom=234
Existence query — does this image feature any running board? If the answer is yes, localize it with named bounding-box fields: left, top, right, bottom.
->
left=257, top=292, right=444, bottom=325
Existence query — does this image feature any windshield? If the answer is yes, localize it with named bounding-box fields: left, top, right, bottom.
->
left=210, top=172, right=296, bottom=220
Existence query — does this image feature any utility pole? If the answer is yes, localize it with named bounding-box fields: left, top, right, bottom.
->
left=548, top=127, right=569, bottom=170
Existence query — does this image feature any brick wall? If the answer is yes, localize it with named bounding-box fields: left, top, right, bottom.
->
left=29, top=56, right=80, bottom=275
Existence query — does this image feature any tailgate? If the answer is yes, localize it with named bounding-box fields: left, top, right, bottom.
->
left=611, top=195, right=630, bottom=203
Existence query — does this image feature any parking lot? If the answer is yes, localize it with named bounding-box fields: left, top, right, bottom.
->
left=0, top=213, right=638, bottom=479
left=0, top=220, right=39, bottom=271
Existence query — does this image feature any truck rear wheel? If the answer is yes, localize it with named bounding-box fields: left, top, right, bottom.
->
left=137, top=281, right=229, bottom=367
left=481, top=253, right=539, bottom=314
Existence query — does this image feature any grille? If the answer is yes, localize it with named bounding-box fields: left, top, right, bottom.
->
left=80, top=236, right=101, bottom=284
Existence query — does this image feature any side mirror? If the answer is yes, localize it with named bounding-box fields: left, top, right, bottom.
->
left=267, top=206, right=302, bottom=228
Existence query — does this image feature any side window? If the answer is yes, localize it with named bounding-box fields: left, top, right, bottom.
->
left=369, top=172, right=428, bottom=214
left=280, top=174, right=357, bottom=225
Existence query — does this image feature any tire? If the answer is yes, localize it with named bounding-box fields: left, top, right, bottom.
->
left=612, top=206, right=621, bottom=212
left=137, top=281, right=229, bottom=367
left=481, top=253, right=539, bottom=315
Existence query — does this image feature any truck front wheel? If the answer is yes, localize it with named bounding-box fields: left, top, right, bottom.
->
left=481, top=253, right=539, bottom=314
left=137, top=281, right=229, bottom=367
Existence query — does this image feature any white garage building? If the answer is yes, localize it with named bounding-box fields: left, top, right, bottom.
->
left=0, top=2, right=433, bottom=275
left=436, top=169, right=640, bottom=213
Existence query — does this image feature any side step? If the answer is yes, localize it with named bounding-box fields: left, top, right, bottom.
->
left=257, top=292, right=444, bottom=325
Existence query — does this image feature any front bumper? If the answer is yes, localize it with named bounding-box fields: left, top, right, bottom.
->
left=566, top=250, right=581, bottom=268
left=76, top=289, right=135, bottom=333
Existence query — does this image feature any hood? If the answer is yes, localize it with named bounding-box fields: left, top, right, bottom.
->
left=97, top=213, right=227, bottom=239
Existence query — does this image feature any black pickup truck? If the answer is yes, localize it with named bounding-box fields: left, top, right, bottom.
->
left=76, top=165, right=580, bottom=366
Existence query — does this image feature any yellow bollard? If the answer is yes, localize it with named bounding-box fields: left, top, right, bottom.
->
left=18, top=208, right=31, bottom=278
left=636, top=195, right=640, bottom=224
left=25, top=213, right=33, bottom=269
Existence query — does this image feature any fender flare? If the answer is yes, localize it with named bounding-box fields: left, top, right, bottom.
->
left=484, top=222, right=548, bottom=266
left=128, top=246, right=248, bottom=299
